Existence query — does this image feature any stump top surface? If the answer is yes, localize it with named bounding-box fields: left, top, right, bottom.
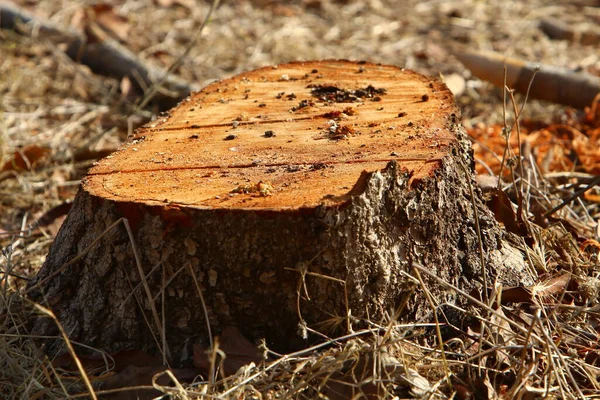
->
left=85, top=60, right=459, bottom=210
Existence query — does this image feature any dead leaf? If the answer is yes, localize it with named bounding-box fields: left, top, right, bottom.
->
left=488, top=307, right=517, bottom=366
left=464, top=325, right=482, bottom=357
left=581, top=239, right=600, bottom=252
left=500, top=286, right=533, bottom=304
left=573, top=127, right=600, bottom=174
left=72, top=4, right=130, bottom=43
left=93, top=4, right=130, bottom=42
left=193, top=326, right=263, bottom=377
left=584, top=95, right=600, bottom=124
left=72, top=73, right=91, bottom=101
left=52, top=349, right=198, bottom=399
left=584, top=191, right=600, bottom=203
left=472, top=373, right=497, bottom=400
left=487, top=188, right=530, bottom=238
left=31, top=201, right=72, bottom=237
left=101, top=365, right=198, bottom=400
left=154, top=0, right=195, bottom=8
left=501, top=272, right=571, bottom=304
left=1, top=144, right=50, bottom=172
left=468, top=113, right=600, bottom=177
left=304, top=0, right=323, bottom=10
left=52, top=349, right=162, bottom=375
left=455, top=383, right=473, bottom=399
left=149, top=49, right=174, bottom=65
left=531, top=272, right=571, bottom=298
left=323, top=349, right=431, bottom=399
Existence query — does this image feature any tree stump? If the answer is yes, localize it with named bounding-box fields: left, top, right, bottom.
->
left=29, top=60, right=532, bottom=361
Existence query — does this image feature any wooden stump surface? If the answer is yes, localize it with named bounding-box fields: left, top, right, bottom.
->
left=86, top=60, right=456, bottom=209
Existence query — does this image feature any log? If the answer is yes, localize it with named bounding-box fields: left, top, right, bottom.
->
left=0, top=1, right=196, bottom=111
left=540, top=18, right=600, bottom=46
left=28, top=60, right=532, bottom=361
left=455, top=49, right=600, bottom=110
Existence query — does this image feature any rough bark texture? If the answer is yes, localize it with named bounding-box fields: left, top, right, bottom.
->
left=29, top=60, right=533, bottom=364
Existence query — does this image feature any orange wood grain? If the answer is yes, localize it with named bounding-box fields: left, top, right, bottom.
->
left=85, top=60, right=459, bottom=210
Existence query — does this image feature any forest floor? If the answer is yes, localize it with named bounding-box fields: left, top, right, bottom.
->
left=1, top=0, right=600, bottom=398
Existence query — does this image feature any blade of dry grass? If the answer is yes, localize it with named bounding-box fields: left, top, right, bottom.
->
left=31, top=303, right=97, bottom=400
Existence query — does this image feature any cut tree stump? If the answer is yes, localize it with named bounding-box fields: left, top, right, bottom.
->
left=29, top=60, right=532, bottom=361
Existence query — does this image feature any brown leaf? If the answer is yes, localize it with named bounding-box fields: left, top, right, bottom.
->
left=72, top=73, right=91, bottom=101
left=487, top=188, right=530, bottom=238
left=573, top=127, right=600, bottom=174
left=154, top=0, right=195, bottom=8
left=468, top=109, right=600, bottom=178
left=488, top=307, right=517, bottom=366
left=455, top=383, right=473, bottom=400
left=31, top=201, right=72, bottom=238
left=101, top=366, right=165, bottom=400
left=501, top=272, right=571, bottom=304
left=531, top=272, right=571, bottom=298
left=500, top=286, right=533, bottom=304
left=271, top=4, right=300, bottom=16
left=53, top=350, right=198, bottom=399
left=323, top=350, right=431, bottom=399
left=101, top=365, right=198, bottom=400
left=1, top=144, right=50, bottom=172
left=93, top=4, right=130, bottom=42
left=472, top=373, right=496, bottom=400
left=72, top=3, right=130, bottom=43
left=45, top=215, right=67, bottom=237
left=52, top=349, right=162, bottom=375
left=584, top=191, right=600, bottom=203
left=581, top=239, right=600, bottom=252
left=463, top=325, right=482, bottom=358
left=193, top=326, right=263, bottom=377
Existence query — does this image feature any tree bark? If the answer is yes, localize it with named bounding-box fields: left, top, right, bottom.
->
left=28, top=60, right=533, bottom=363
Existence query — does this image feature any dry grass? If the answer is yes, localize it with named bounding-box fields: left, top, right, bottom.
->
left=1, top=0, right=600, bottom=398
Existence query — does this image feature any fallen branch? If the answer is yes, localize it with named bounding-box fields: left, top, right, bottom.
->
left=0, top=1, right=199, bottom=111
left=540, top=18, right=600, bottom=46
left=455, top=49, right=600, bottom=109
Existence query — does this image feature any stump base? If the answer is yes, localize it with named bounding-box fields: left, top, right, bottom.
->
left=29, top=61, right=533, bottom=361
